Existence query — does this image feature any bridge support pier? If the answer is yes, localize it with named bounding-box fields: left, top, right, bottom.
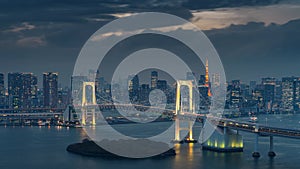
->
left=252, top=134, right=260, bottom=158
left=91, top=109, right=96, bottom=126
left=268, top=136, right=276, bottom=157
left=81, top=109, right=86, bottom=126
left=174, top=118, right=195, bottom=143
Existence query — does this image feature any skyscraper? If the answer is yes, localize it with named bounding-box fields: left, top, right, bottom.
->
left=281, top=77, right=297, bottom=112
left=43, top=72, right=58, bottom=108
left=0, top=73, right=5, bottom=108
left=294, top=79, right=300, bottom=111
left=157, top=80, right=167, bottom=91
left=8, top=72, right=37, bottom=110
left=151, top=71, right=158, bottom=90
left=128, top=75, right=139, bottom=103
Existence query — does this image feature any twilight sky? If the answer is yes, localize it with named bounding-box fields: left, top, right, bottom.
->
left=0, top=0, right=300, bottom=87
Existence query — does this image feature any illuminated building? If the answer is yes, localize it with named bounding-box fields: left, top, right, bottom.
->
left=205, top=58, right=211, bottom=96
left=128, top=75, right=139, bottom=103
left=8, top=72, right=37, bottom=110
left=281, top=77, right=297, bottom=112
left=0, top=73, right=5, bottom=108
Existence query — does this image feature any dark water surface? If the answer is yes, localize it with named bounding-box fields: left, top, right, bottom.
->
left=0, top=114, right=300, bottom=169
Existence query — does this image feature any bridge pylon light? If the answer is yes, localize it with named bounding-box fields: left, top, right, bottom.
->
left=81, top=82, right=97, bottom=126
left=174, top=80, right=196, bottom=143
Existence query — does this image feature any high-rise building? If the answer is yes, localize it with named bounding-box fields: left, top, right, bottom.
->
left=43, top=72, right=58, bottom=108
left=263, top=84, right=275, bottom=111
left=58, top=87, right=71, bottom=109
left=212, top=73, right=221, bottom=87
left=151, top=71, right=158, bottom=89
left=249, top=81, right=257, bottom=93
left=8, top=72, right=37, bottom=110
left=261, top=77, right=276, bottom=112
left=157, top=80, right=167, bottom=91
left=281, top=77, right=297, bottom=112
left=294, top=78, right=300, bottom=111
left=198, top=75, right=206, bottom=86
left=227, top=80, right=242, bottom=109
left=0, top=73, right=5, bottom=108
left=139, top=84, right=150, bottom=105
left=128, top=75, right=139, bottom=103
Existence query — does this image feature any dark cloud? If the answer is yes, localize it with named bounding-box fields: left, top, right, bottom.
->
left=0, top=0, right=299, bottom=87
left=206, top=19, right=300, bottom=82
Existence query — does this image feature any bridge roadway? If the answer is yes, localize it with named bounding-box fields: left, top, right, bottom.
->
left=204, top=117, right=300, bottom=139
left=1, top=104, right=300, bottom=140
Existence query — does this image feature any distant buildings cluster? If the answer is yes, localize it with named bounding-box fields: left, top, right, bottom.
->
left=0, top=72, right=71, bottom=112
left=226, top=77, right=300, bottom=114
left=1, top=69, right=300, bottom=115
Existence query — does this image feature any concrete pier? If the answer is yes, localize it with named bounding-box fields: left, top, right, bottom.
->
left=252, top=134, right=260, bottom=158
left=268, top=136, right=276, bottom=157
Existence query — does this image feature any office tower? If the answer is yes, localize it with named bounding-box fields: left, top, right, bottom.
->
left=273, top=80, right=282, bottom=108
left=281, top=77, right=297, bottom=112
left=157, top=80, right=167, bottom=91
left=294, top=79, right=300, bottom=111
left=43, top=72, right=58, bottom=108
left=263, top=84, right=275, bottom=111
left=0, top=73, right=5, bottom=108
left=261, top=77, right=276, bottom=112
left=8, top=72, right=37, bottom=110
left=139, top=84, right=150, bottom=105
left=151, top=71, right=158, bottom=89
left=199, top=75, right=206, bottom=86
left=228, top=80, right=242, bottom=109
left=249, top=81, right=257, bottom=93
left=198, top=85, right=209, bottom=110
left=58, top=87, right=71, bottom=109
left=128, top=75, right=139, bottom=103
left=212, top=73, right=221, bottom=87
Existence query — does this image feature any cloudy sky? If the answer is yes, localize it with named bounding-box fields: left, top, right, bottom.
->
left=0, top=0, right=300, bottom=87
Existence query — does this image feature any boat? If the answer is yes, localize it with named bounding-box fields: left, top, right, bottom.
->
left=38, top=120, right=46, bottom=126
left=249, top=116, right=258, bottom=123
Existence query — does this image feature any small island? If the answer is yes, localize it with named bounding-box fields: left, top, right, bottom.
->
left=67, top=139, right=176, bottom=158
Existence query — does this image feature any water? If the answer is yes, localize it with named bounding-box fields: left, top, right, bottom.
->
left=0, top=114, right=300, bottom=169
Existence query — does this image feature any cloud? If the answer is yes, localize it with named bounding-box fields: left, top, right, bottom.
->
left=91, top=29, right=145, bottom=41
left=4, top=22, right=36, bottom=33
left=190, top=3, right=300, bottom=30
left=16, top=36, right=47, bottom=47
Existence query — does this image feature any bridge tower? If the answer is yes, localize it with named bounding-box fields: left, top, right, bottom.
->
left=174, top=80, right=196, bottom=142
left=81, top=82, right=97, bottom=126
